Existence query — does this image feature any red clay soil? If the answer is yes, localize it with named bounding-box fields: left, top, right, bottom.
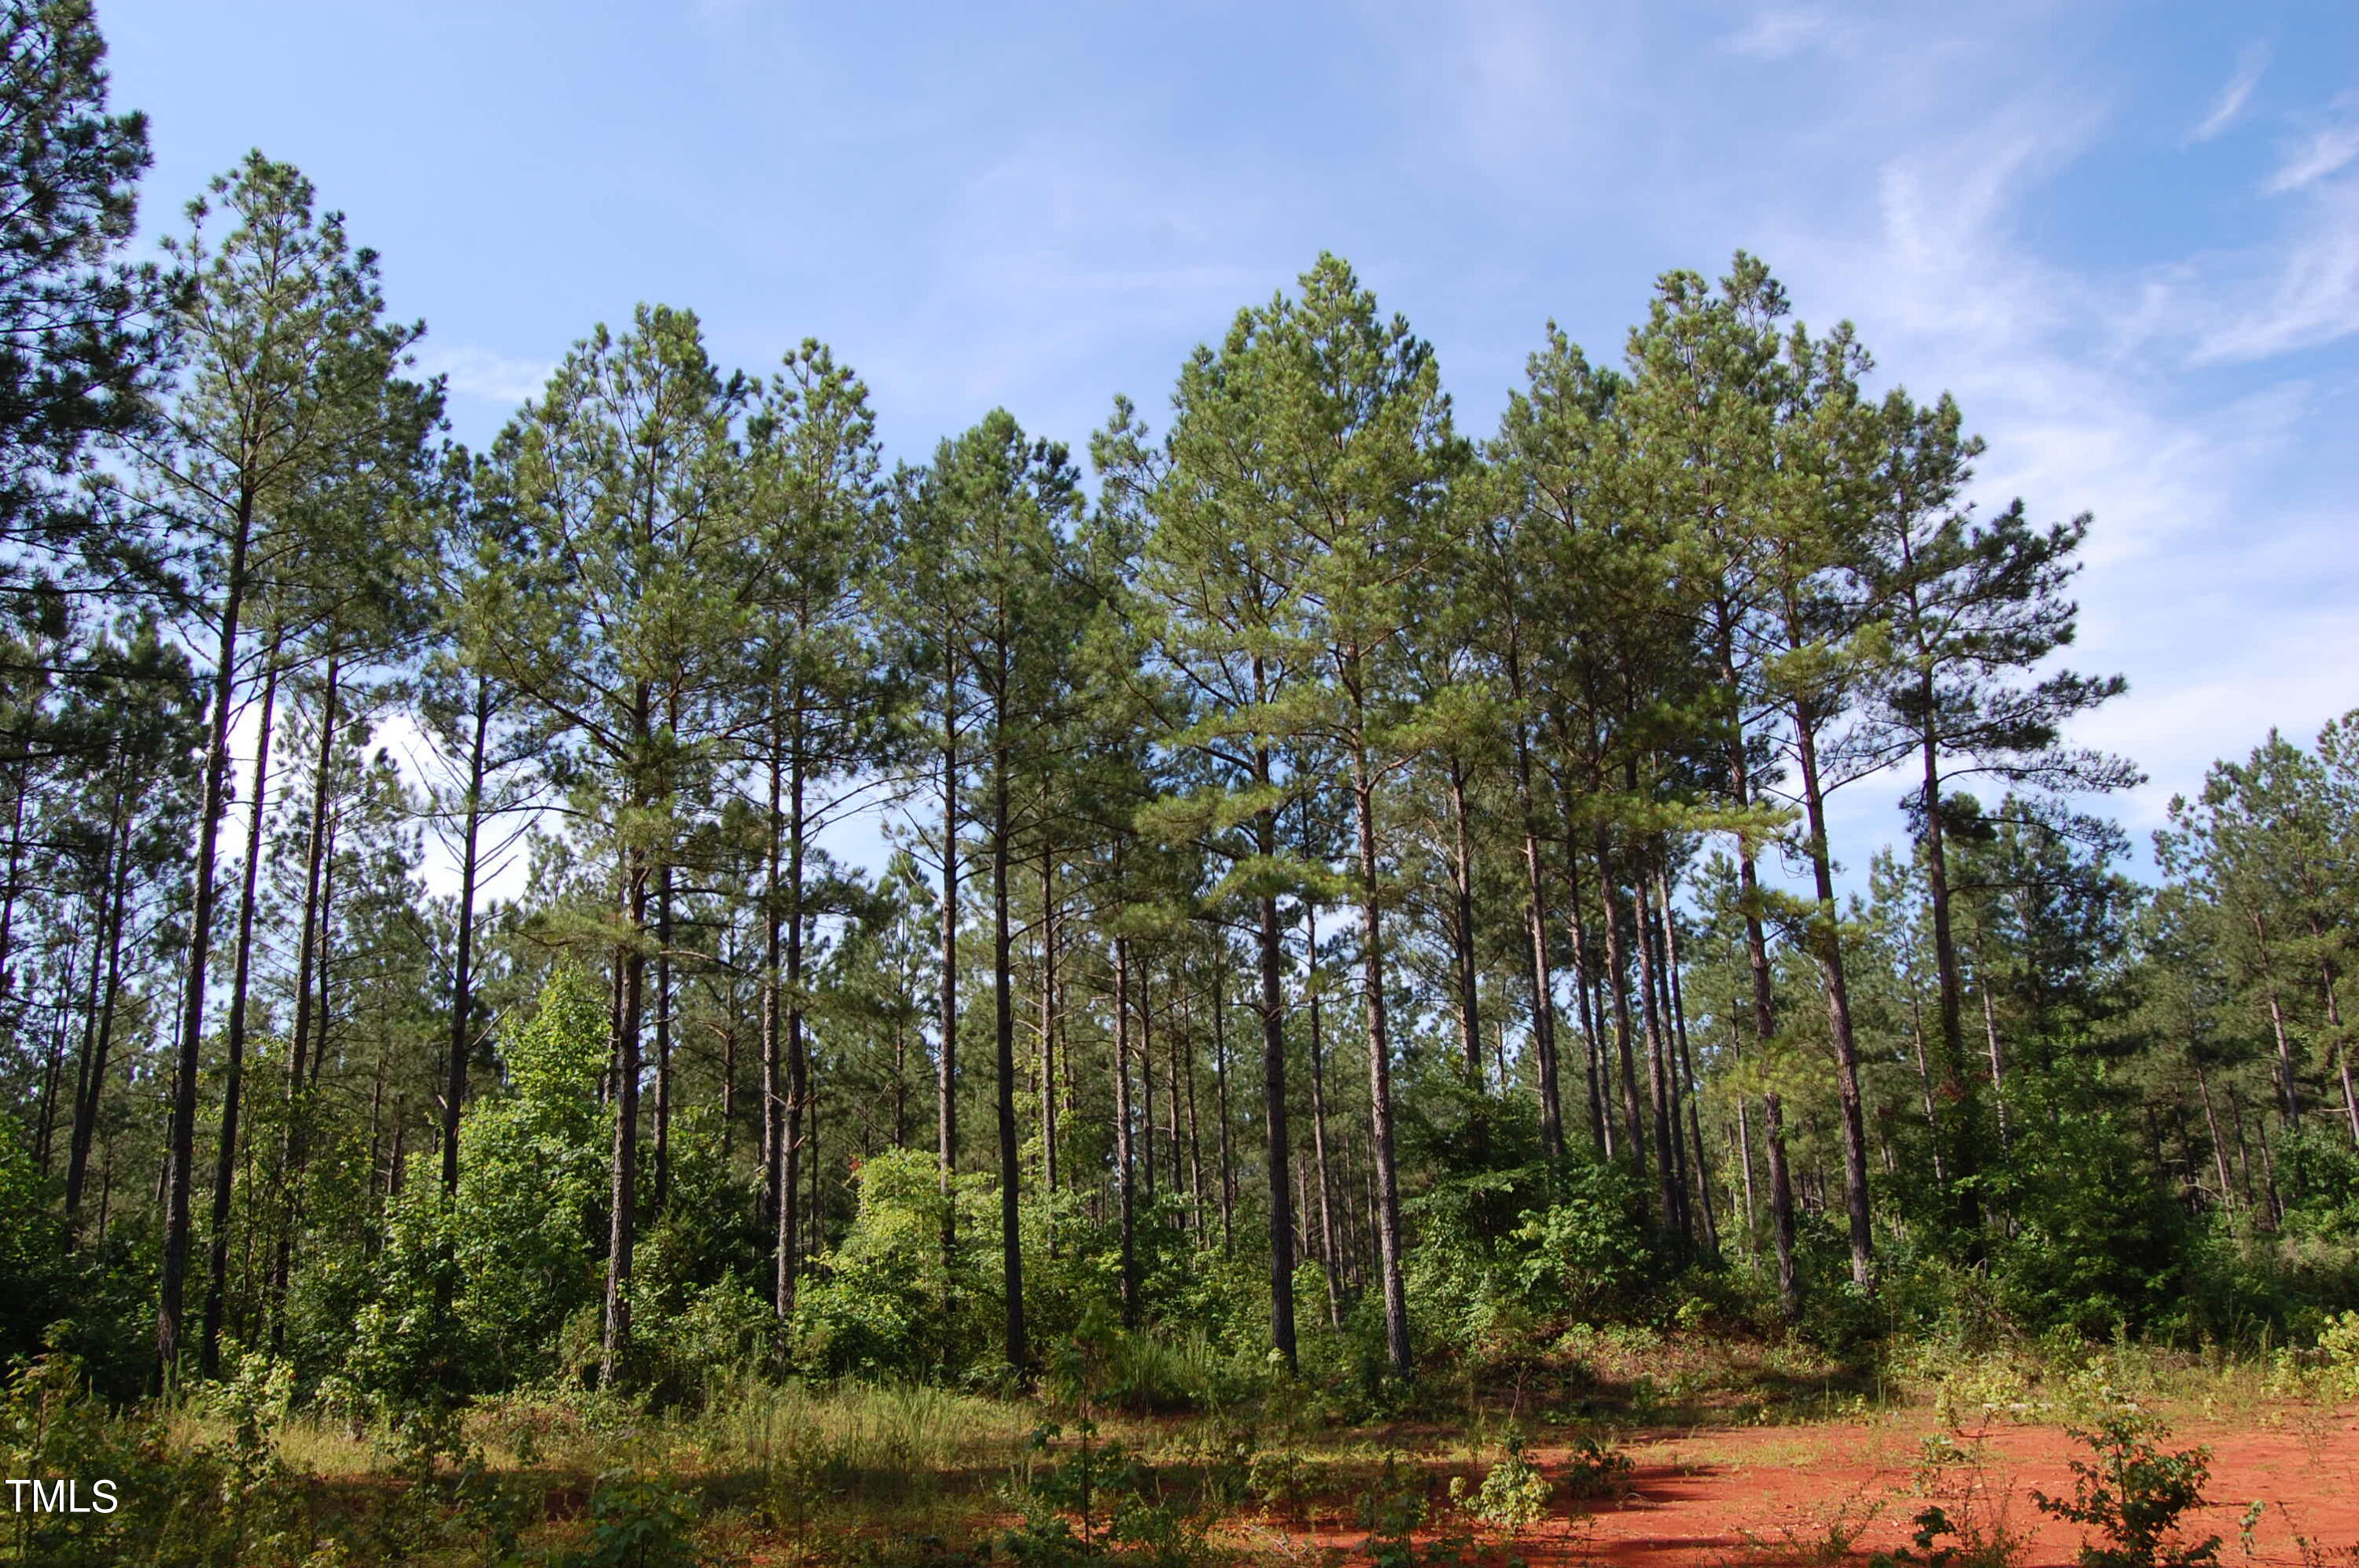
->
left=1262, top=1409, right=2359, bottom=1568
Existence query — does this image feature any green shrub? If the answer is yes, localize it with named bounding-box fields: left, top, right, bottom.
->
left=1558, top=1433, right=1636, bottom=1500
left=2032, top=1407, right=2221, bottom=1568
left=1463, top=1435, right=1550, bottom=1533
left=565, top=1469, right=704, bottom=1568
left=1354, top=1452, right=1430, bottom=1568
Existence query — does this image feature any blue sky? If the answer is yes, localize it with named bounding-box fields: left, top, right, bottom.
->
left=98, top=0, right=2359, bottom=884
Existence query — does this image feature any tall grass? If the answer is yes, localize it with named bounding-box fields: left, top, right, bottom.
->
left=701, top=1377, right=1039, bottom=1479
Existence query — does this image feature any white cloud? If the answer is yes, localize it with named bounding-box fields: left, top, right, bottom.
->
left=2265, top=96, right=2359, bottom=193
left=1742, top=75, right=2358, bottom=871
left=2192, top=179, right=2359, bottom=361
left=1723, top=7, right=1832, bottom=61
left=2183, top=41, right=2269, bottom=145
left=414, top=344, right=556, bottom=406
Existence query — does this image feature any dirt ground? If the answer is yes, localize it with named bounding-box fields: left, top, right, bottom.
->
left=1258, top=1408, right=2359, bottom=1568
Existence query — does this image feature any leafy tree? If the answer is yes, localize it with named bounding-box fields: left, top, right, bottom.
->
left=450, top=969, right=610, bottom=1379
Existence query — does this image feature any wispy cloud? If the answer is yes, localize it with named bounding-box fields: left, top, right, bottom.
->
left=2193, top=179, right=2359, bottom=361
left=2264, top=93, right=2359, bottom=193
left=414, top=344, right=556, bottom=406
left=2184, top=40, right=2268, bottom=145
left=1753, top=85, right=2352, bottom=848
left=1723, top=7, right=1831, bottom=61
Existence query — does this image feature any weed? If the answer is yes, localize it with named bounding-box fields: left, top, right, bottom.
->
left=1356, top=1452, right=1431, bottom=1568
left=1931, top=1358, right=2041, bottom=1430
left=1867, top=1503, right=2023, bottom=1568
left=2032, top=1407, right=2221, bottom=1568
left=1461, top=1435, right=1551, bottom=1534
left=1740, top=1475, right=1889, bottom=1566
left=1246, top=1447, right=1335, bottom=1518
left=1003, top=1420, right=1221, bottom=1568
left=2273, top=1502, right=2359, bottom=1568
left=562, top=1468, right=705, bottom=1568
left=1010, top=1419, right=1144, bottom=1556
left=1557, top=1433, right=1636, bottom=1501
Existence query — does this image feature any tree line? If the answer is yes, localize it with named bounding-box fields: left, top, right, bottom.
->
left=3, top=0, right=2356, bottom=1407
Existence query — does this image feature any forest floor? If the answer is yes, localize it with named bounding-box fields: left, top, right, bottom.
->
left=1231, top=1411, right=2359, bottom=1568
left=160, top=1343, right=2359, bottom=1566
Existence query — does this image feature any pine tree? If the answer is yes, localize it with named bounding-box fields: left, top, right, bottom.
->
left=736, top=340, right=886, bottom=1320
left=903, top=409, right=1081, bottom=1375
left=1856, top=386, right=2133, bottom=1219
left=1158, top=254, right=1467, bottom=1375
left=131, top=153, right=436, bottom=1380
left=0, top=0, right=157, bottom=664
left=467, top=304, right=748, bottom=1384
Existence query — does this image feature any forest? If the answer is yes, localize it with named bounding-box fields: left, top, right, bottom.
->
left=5, top=4, right=2359, bottom=1566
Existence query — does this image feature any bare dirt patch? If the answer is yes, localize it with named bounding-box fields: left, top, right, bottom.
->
left=1253, top=1408, right=2359, bottom=1568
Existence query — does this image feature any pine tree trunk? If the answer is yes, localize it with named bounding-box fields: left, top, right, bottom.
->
left=160, top=491, right=254, bottom=1384
left=2311, top=939, right=2356, bottom=1146
left=991, top=734, right=1025, bottom=1374
left=602, top=845, right=646, bottom=1384
left=1040, top=855, right=1058, bottom=1198
left=602, top=676, right=654, bottom=1385
left=1658, top=876, right=1717, bottom=1253
left=269, top=651, right=340, bottom=1347
left=1764, top=1091, right=1800, bottom=1321
left=1562, top=840, right=1610, bottom=1157
left=763, top=722, right=786, bottom=1315
left=1514, top=725, right=1564, bottom=1158
left=1916, top=727, right=1982, bottom=1226
left=653, top=863, right=673, bottom=1216
left=64, top=771, right=134, bottom=1236
left=1114, top=936, right=1139, bottom=1328
left=938, top=712, right=959, bottom=1272
left=1906, top=989, right=1947, bottom=1183
left=202, top=631, right=282, bottom=1375
left=1735, top=1099, right=1758, bottom=1254
left=1791, top=701, right=1875, bottom=1288
left=782, top=712, right=811, bottom=1312
left=1304, top=901, right=1341, bottom=1327
left=1447, top=759, right=1481, bottom=1085
left=1212, top=964, right=1235, bottom=1252
left=1632, top=870, right=1686, bottom=1242
left=1181, top=991, right=1204, bottom=1239
left=1351, top=730, right=1412, bottom=1376
left=2265, top=978, right=2300, bottom=1125
left=0, top=771, right=25, bottom=1011
left=1977, top=937, right=2011, bottom=1155
left=1139, top=967, right=1157, bottom=1202
left=2192, top=1061, right=2234, bottom=1210
left=1592, top=830, right=1649, bottom=1183
left=443, top=677, right=491, bottom=1194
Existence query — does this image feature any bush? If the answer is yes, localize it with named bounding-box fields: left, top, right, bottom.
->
left=0, top=1349, right=323, bottom=1568
left=1463, top=1435, right=1551, bottom=1533
left=1557, top=1433, right=1636, bottom=1500
left=1991, top=1099, right=2192, bottom=1337
left=793, top=1148, right=959, bottom=1378
left=564, top=1469, right=705, bottom=1568
left=2032, top=1407, right=2221, bottom=1568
